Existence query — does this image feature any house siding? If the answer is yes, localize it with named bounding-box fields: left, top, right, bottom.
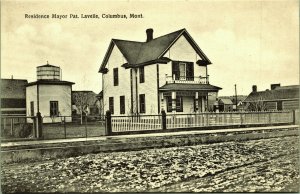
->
left=26, top=85, right=38, bottom=117
left=39, top=85, right=72, bottom=123
left=282, top=100, right=299, bottom=110
left=182, top=96, right=194, bottom=113
left=103, top=46, right=131, bottom=115
left=137, top=65, right=158, bottom=114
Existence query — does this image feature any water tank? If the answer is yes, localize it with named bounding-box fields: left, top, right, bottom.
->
left=37, top=64, right=61, bottom=80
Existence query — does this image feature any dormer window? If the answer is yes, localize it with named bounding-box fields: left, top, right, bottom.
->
left=113, top=68, right=118, bottom=86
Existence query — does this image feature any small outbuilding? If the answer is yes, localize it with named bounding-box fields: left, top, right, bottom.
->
left=26, top=63, right=74, bottom=123
left=218, top=98, right=233, bottom=112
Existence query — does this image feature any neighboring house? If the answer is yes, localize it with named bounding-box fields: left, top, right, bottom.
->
left=244, top=84, right=299, bottom=111
left=72, top=91, right=100, bottom=115
left=218, top=98, right=233, bottom=112
left=219, top=95, right=247, bottom=111
left=1, top=78, right=28, bottom=115
left=26, top=63, right=74, bottom=123
left=99, top=28, right=222, bottom=115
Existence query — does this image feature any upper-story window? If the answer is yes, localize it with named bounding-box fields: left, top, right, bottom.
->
left=113, top=68, right=118, bottom=86
left=172, top=61, right=194, bottom=81
left=139, top=66, right=145, bottom=83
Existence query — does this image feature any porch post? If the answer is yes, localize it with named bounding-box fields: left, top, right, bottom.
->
left=172, top=91, right=176, bottom=113
left=195, top=92, right=199, bottom=113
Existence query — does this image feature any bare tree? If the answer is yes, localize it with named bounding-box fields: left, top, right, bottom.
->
left=247, top=95, right=267, bottom=111
left=73, top=92, right=93, bottom=124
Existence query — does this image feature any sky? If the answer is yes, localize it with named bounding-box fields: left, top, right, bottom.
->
left=1, top=0, right=299, bottom=96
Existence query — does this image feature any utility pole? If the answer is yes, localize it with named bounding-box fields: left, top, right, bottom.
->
left=235, top=84, right=238, bottom=111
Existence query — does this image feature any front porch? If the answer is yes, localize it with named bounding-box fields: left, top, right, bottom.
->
left=159, top=83, right=222, bottom=114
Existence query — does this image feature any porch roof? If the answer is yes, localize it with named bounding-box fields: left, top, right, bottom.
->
left=159, top=83, right=222, bottom=92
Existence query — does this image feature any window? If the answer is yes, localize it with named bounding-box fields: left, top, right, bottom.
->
left=139, top=94, right=146, bottom=113
left=277, top=101, right=283, bottom=111
left=113, top=68, right=119, bottom=86
left=176, top=97, right=183, bottom=112
left=109, top=97, right=114, bottom=114
left=139, top=66, right=145, bottom=83
left=50, top=101, right=59, bottom=116
left=30, top=101, right=34, bottom=116
left=167, top=96, right=183, bottom=112
left=172, top=61, right=194, bottom=81
left=179, top=63, right=186, bottom=80
left=120, top=96, right=125, bottom=114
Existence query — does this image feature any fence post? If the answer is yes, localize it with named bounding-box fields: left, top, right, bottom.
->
left=105, top=110, right=112, bottom=136
left=10, top=118, right=14, bottom=136
left=37, top=112, right=43, bottom=139
left=85, top=115, right=88, bottom=138
left=240, top=113, right=243, bottom=125
left=64, top=116, right=67, bottom=139
left=292, top=110, right=296, bottom=124
left=161, top=110, right=166, bottom=130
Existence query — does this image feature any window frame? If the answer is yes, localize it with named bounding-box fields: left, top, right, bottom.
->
left=139, top=66, right=145, bottom=83
left=139, top=94, right=146, bottom=113
left=113, top=68, right=119, bottom=86
left=120, top=96, right=125, bottom=114
left=166, top=96, right=183, bottom=112
left=50, top=101, right=59, bottom=117
left=172, top=61, right=194, bottom=81
left=30, top=101, right=34, bottom=116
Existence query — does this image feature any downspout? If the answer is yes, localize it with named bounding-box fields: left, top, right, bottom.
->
left=130, top=69, right=133, bottom=114
left=37, top=84, right=40, bottom=114
left=135, top=68, right=138, bottom=114
left=157, top=64, right=160, bottom=114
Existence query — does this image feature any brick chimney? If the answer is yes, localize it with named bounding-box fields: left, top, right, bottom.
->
left=146, top=28, right=153, bottom=42
left=252, top=85, right=257, bottom=92
left=271, top=83, right=280, bottom=90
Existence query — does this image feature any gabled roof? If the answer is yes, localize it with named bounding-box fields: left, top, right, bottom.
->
left=99, top=29, right=212, bottom=72
left=159, top=83, right=221, bottom=92
left=1, top=79, right=28, bottom=99
left=244, top=85, right=299, bottom=102
left=218, top=98, right=233, bottom=105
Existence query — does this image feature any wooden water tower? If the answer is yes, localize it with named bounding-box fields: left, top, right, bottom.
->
left=36, top=62, right=61, bottom=80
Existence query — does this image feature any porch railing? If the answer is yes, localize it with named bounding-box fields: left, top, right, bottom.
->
left=108, top=110, right=295, bottom=133
left=165, top=74, right=209, bottom=84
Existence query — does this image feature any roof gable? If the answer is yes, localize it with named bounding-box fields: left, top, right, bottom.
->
left=219, top=98, right=233, bottom=105
left=99, top=29, right=211, bottom=72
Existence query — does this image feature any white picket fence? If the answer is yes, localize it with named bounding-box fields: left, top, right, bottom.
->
left=111, top=115, right=161, bottom=132
left=166, top=111, right=293, bottom=129
left=111, top=111, right=294, bottom=132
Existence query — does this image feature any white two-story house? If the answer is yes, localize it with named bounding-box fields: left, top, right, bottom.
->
left=99, top=28, right=221, bottom=115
